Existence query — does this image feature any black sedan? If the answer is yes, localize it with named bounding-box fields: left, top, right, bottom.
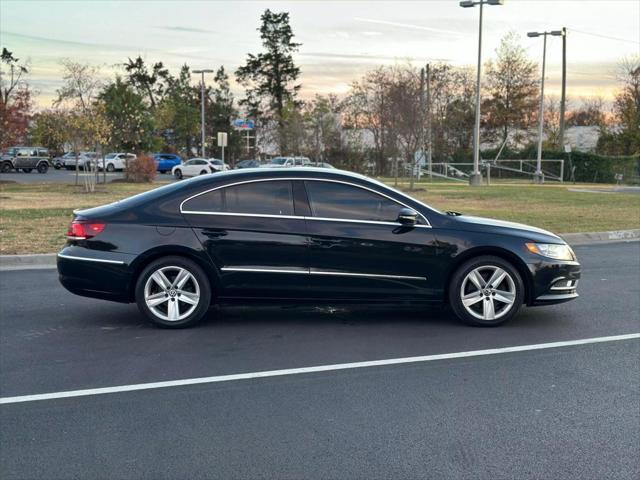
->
left=57, top=168, right=580, bottom=328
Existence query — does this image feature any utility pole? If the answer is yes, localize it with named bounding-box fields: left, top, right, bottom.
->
left=459, top=0, right=505, bottom=187
left=192, top=69, right=214, bottom=157
left=558, top=27, right=567, bottom=149
left=426, top=63, right=432, bottom=180
left=528, top=30, right=563, bottom=184
left=413, top=67, right=425, bottom=190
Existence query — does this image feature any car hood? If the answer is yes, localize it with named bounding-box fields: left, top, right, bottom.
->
left=447, top=214, right=564, bottom=243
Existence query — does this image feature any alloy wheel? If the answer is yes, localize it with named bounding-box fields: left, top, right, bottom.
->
left=144, top=266, right=200, bottom=321
left=460, top=265, right=516, bottom=321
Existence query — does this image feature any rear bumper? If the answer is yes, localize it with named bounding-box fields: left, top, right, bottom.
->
left=57, top=247, right=136, bottom=303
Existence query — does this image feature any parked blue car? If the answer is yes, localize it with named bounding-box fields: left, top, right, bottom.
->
left=152, top=153, right=182, bottom=173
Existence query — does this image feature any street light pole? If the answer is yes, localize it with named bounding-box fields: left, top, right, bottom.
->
left=528, top=30, right=564, bottom=184
left=460, top=0, right=505, bottom=187
left=192, top=69, right=214, bottom=158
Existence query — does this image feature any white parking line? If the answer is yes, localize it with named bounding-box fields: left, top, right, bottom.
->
left=1, top=333, right=638, bottom=405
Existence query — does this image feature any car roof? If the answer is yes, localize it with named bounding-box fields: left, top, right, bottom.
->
left=193, top=167, right=386, bottom=187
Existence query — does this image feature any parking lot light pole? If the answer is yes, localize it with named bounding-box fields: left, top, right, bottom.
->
left=192, top=69, right=214, bottom=158
left=460, top=0, right=505, bottom=187
left=528, top=30, right=564, bottom=184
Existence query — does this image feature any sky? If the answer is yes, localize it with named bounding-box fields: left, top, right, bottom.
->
left=1, top=0, right=639, bottom=108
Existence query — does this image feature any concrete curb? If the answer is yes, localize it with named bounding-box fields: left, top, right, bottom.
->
left=1, top=229, right=638, bottom=271
left=0, top=253, right=57, bottom=271
left=560, top=229, right=640, bottom=246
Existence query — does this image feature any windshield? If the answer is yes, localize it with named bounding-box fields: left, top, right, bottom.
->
left=270, top=158, right=288, bottom=165
left=105, top=154, right=117, bottom=159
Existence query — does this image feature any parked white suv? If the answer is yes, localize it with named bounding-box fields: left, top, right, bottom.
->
left=172, top=158, right=209, bottom=179
left=101, top=153, right=136, bottom=172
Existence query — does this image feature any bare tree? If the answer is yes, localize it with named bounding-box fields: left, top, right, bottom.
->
left=0, top=48, right=29, bottom=106
left=567, top=97, right=607, bottom=127
left=483, top=32, right=539, bottom=147
left=343, top=67, right=395, bottom=174
left=55, top=59, right=102, bottom=111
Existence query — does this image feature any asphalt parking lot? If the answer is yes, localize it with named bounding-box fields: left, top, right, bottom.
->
left=1, top=242, right=639, bottom=479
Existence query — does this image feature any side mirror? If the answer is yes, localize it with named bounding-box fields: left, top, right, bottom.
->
left=397, top=208, right=418, bottom=226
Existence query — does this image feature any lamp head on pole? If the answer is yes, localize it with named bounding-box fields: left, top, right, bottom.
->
left=192, top=69, right=214, bottom=74
left=550, top=30, right=564, bottom=36
left=459, top=1, right=475, bottom=7
left=527, top=32, right=541, bottom=38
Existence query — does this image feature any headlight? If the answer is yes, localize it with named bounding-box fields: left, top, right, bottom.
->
left=526, top=243, right=575, bottom=261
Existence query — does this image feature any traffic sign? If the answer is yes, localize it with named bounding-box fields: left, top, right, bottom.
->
left=233, top=119, right=255, bottom=130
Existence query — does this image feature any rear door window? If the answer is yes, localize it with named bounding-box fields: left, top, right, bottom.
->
left=183, top=180, right=295, bottom=216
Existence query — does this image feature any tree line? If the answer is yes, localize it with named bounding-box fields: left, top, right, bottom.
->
left=1, top=9, right=638, bottom=175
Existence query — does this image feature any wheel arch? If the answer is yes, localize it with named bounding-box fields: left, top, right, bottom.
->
left=443, top=246, right=533, bottom=305
left=127, top=246, right=222, bottom=303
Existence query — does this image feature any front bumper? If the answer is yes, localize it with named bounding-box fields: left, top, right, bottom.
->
left=528, top=259, right=581, bottom=306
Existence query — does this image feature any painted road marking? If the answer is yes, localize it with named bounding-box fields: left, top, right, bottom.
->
left=1, top=333, right=638, bottom=405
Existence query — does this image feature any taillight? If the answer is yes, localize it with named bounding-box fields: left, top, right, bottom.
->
left=66, top=219, right=106, bottom=240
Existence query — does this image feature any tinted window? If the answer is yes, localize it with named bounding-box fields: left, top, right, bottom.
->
left=182, top=189, right=224, bottom=212
left=183, top=181, right=294, bottom=216
left=305, top=181, right=404, bottom=222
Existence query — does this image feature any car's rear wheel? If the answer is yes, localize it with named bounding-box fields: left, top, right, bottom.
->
left=159, top=170, right=166, bottom=174
left=106, top=163, right=115, bottom=172
left=448, top=255, right=524, bottom=327
left=174, top=169, right=183, bottom=179
left=135, top=257, right=211, bottom=328
left=37, top=163, right=48, bottom=173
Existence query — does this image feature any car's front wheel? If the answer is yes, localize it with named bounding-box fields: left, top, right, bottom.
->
left=135, top=257, right=211, bottom=328
left=449, top=255, right=524, bottom=327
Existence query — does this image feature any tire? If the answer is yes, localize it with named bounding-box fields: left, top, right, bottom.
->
left=106, top=163, right=115, bottom=172
left=159, top=170, right=166, bottom=174
left=199, top=170, right=208, bottom=175
left=135, top=256, right=212, bottom=328
left=22, top=168, right=32, bottom=173
left=65, top=166, right=74, bottom=171
left=448, top=255, right=524, bottom=327
left=54, top=164, right=61, bottom=170
left=0, top=162, right=12, bottom=173
left=37, top=163, right=49, bottom=173
left=174, top=169, right=183, bottom=179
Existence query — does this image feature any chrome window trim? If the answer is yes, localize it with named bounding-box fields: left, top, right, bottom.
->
left=179, top=177, right=431, bottom=227
left=220, top=266, right=426, bottom=281
left=181, top=210, right=301, bottom=220
left=57, top=253, right=125, bottom=265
